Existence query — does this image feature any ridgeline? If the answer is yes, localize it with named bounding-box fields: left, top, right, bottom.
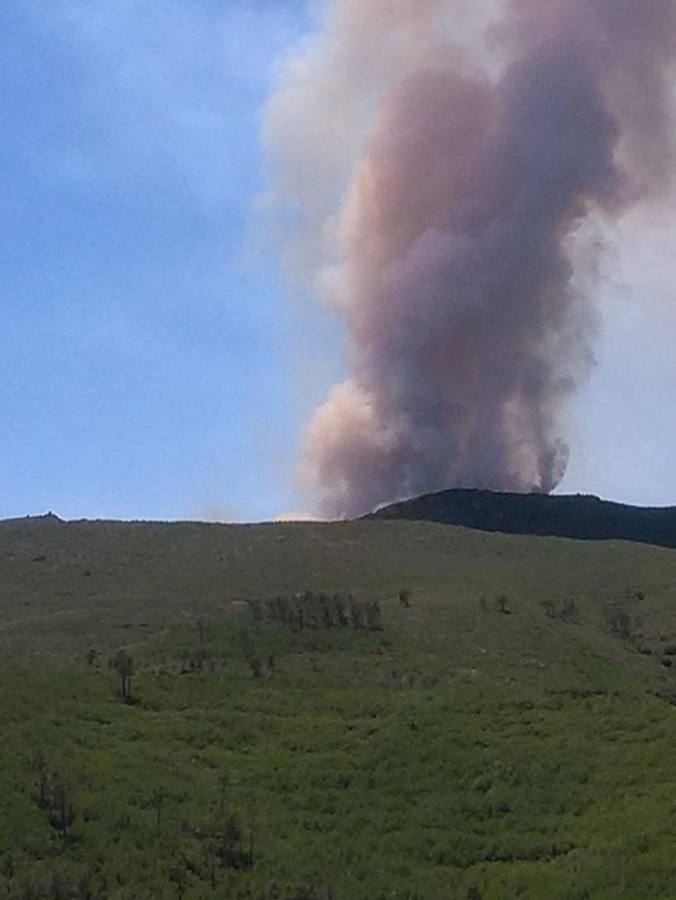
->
left=369, top=488, right=676, bottom=550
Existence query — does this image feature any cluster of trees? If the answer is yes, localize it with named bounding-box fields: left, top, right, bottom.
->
left=606, top=607, right=642, bottom=641
left=0, top=870, right=332, bottom=900
left=18, top=757, right=255, bottom=898
left=2, top=868, right=109, bottom=900
left=542, top=597, right=577, bottom=622
left=110, top=649, right=135, bottom=703
left=479, top=595, right=512, bottom=615
left=247, top=592, right=382, bottom=633
left=30, top=753, right=76, bottom=843
left=165, top=811, right=254, bottom=895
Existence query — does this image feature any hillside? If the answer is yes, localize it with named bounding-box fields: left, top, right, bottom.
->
left=2, top=513, right=676, bottom=898
left=369, top=488, right=676, bottom=550
left=3, top=510, right=676, bottom=669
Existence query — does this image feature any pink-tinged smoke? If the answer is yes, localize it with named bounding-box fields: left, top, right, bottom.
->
left=265, top=0, right=676, bottom=518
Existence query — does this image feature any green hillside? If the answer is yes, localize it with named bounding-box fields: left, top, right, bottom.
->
left=1, top=514, right=676, bottom=898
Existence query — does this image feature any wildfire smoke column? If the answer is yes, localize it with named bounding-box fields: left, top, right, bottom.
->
left=264, top=0, right=676, bottom=518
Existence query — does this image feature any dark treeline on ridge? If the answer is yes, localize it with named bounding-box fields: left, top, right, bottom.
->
left=369, top=489, right=676, bottom=551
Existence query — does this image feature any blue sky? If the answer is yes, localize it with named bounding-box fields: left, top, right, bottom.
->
left=1, top=0, right=324, bottom=521
left=2, top=1, right=675, bottom=521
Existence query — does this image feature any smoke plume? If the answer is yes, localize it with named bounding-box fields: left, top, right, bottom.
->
left=265, top=0, right=676, bottom=518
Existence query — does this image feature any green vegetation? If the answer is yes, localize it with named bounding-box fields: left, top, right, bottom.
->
left=2, top=514, right=676, bottom=897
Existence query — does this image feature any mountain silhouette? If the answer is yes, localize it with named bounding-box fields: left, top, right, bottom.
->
left=367, top=489, right=676, bottom=550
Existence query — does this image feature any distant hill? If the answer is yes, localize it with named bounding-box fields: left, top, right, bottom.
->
left=368, top=488, right=676, bottom=549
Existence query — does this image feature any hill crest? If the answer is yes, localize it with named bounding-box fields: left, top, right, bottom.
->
left=367, top=488, right=676, bottom=550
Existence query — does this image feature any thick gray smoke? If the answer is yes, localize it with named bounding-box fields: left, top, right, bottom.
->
left=265, top=0, right=676, bottom=518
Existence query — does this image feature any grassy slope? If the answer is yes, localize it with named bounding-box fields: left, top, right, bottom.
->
left=1, top=515, right=676, bottom=899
